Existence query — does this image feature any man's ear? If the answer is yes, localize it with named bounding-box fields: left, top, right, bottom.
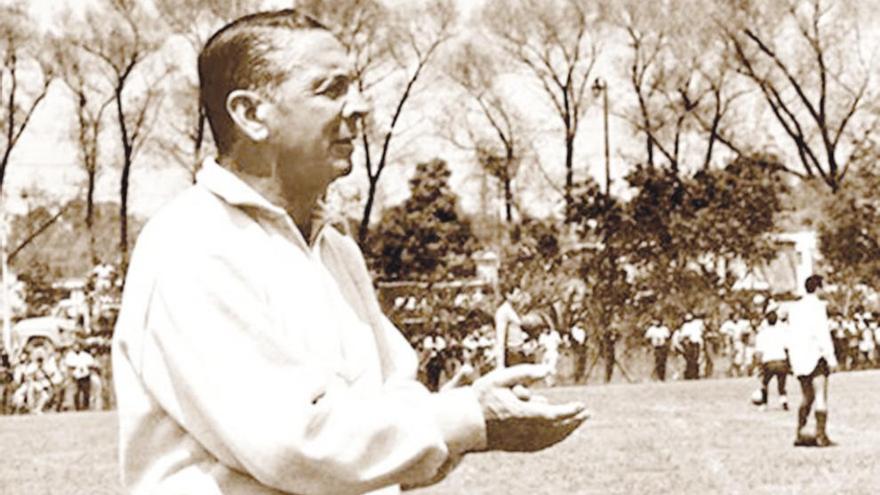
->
left=226, top=89, right=270, bottom=142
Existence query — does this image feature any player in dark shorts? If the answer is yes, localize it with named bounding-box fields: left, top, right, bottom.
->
left=787, top=275, right=839, bottom=447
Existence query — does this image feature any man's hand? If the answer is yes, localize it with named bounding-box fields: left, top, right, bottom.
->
left=472, top=364, right=588, bottom=452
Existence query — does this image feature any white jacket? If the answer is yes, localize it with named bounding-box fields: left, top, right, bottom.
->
left=113, top=159, right=485, bottom=495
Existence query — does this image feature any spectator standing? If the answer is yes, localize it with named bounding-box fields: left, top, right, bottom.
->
left=65, top=343, right=97, bottom=411
left=644, top=318, right=671, bottom=381
left=422, top=332, right=447, bottom=392
left=846, top=314, right=861, bottom=370
left=494, top=286, right=526, bottom=368
left=723, top=316, right=752, bottom=377
left=569, top=324, right=588, bottom=384
left=0, top=350, right=11, bottom=414
left=873, top=317, right=880, bottom=367
left=829, top=313, right=848, bottom=369
left=858, top=317, right=876, bottom=368
left=679, top=314, right=705, bottom=380
left=25, top=355, right=52, bottom=414
left=538, top=327, right=563, bottom=386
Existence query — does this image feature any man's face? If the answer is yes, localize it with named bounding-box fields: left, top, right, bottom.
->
left=261, top=30, right=369, bottom=195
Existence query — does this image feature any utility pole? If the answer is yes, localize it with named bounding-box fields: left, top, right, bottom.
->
left=592, top=77, right=611, bottom=197
left=592, top=77, right=618, bottom=382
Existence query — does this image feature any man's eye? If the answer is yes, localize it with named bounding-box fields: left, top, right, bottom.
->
left=320, top=78, right=349, bottom=99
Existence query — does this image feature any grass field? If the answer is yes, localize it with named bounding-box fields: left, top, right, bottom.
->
left=1, top=371, right=878, bottom=495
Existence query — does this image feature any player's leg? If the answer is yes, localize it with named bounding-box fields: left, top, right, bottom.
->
left=814, top=363, right=833, bottom=446
left=795, top=374, right=815, bottom=445
left=776, top=366, right=788, bottom=411
left=759, top=364, right=771, bottom=406
left=658, top=345, right=668, bottom=381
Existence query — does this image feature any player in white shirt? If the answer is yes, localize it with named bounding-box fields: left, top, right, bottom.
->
left=787, top=275, right=838, bottom=447
left=754, top=306, right=790, bottom=411
left=644, top=319, right=671, bottom=381
left=538, top=328, right=563, bottom=386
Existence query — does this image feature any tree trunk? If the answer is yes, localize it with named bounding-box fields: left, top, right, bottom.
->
left=358, top=179, right=378, bottom=245
left=564, top=131, right=575, bottom=220
left=0, top=146, right=11, bottom=199
left=602, top=329, right=615, bottom=383
left=503, top=155, right=513, bottom=223
left=87, top=169, right=97, bottom=264
left=120, top=159, right=130, bottom=265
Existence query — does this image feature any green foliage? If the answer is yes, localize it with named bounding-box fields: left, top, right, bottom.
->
left=368, top=158, right=478, bottom=282
left=568, top=155, right=785, bottom=330
left=818, top=165, right=880, bottom=290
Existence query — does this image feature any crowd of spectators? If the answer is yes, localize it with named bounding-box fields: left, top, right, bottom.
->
left=0, top=338, right=109, bottom=415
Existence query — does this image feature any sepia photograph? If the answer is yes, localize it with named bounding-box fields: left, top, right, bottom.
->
left=0, top=0, right=878, bottom=493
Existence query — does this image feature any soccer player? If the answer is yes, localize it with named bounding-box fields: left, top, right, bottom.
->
left=753, top=305, right=789, bottom=411
left=787, top=275, right=838, bottom=447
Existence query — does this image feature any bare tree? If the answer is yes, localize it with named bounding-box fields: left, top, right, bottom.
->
left=0, top=3, right=54, bottom=198
left=614, top=0, right=747, bottom=173
left=53, top=39, right=114, bottom=263
left=481, top=0, right=602, bottom=217
left=154, top=0, right=265, bottom=183
left=298, top=0, right=458, bottom=244
left=78, top=0, right=166, bottom=264
left=442, top=40, right=530, bottom=223
left=720, top=0, right=874, bottom=190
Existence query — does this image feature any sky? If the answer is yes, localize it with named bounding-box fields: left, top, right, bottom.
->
left=7, top=0, right=877, bottom=225
left=5, top=0, right=619, bottom=224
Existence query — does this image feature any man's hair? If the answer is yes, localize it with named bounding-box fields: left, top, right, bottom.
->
left=198, top=9, right=327, bottom=154
left=805, top=274, right=824, bottom=294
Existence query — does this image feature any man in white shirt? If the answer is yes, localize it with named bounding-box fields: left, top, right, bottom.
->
left=494, top=286, right=526, bottom=368
left=569, top=324, right=588, bottom=384
left=112, top=10, right=587, bottom=494
left=787, top=275, right=838, bottom=447
left=538, top=328, right=563, bottom=385
left=754, top=306, right=789, bottom=411
left=644, top=318, right=671, bottom=381
left=873, top=318, right=880, bottom=366
left=679, top=314, right=704, bottom=380
left=858, top=318, right=876, bottom=368
left=64, top=343, right=97, bottom=411
left=422, top=333, right=447, bottom=392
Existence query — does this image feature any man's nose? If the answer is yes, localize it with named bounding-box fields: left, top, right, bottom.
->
left=342, top=84, right=370, bottom=126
